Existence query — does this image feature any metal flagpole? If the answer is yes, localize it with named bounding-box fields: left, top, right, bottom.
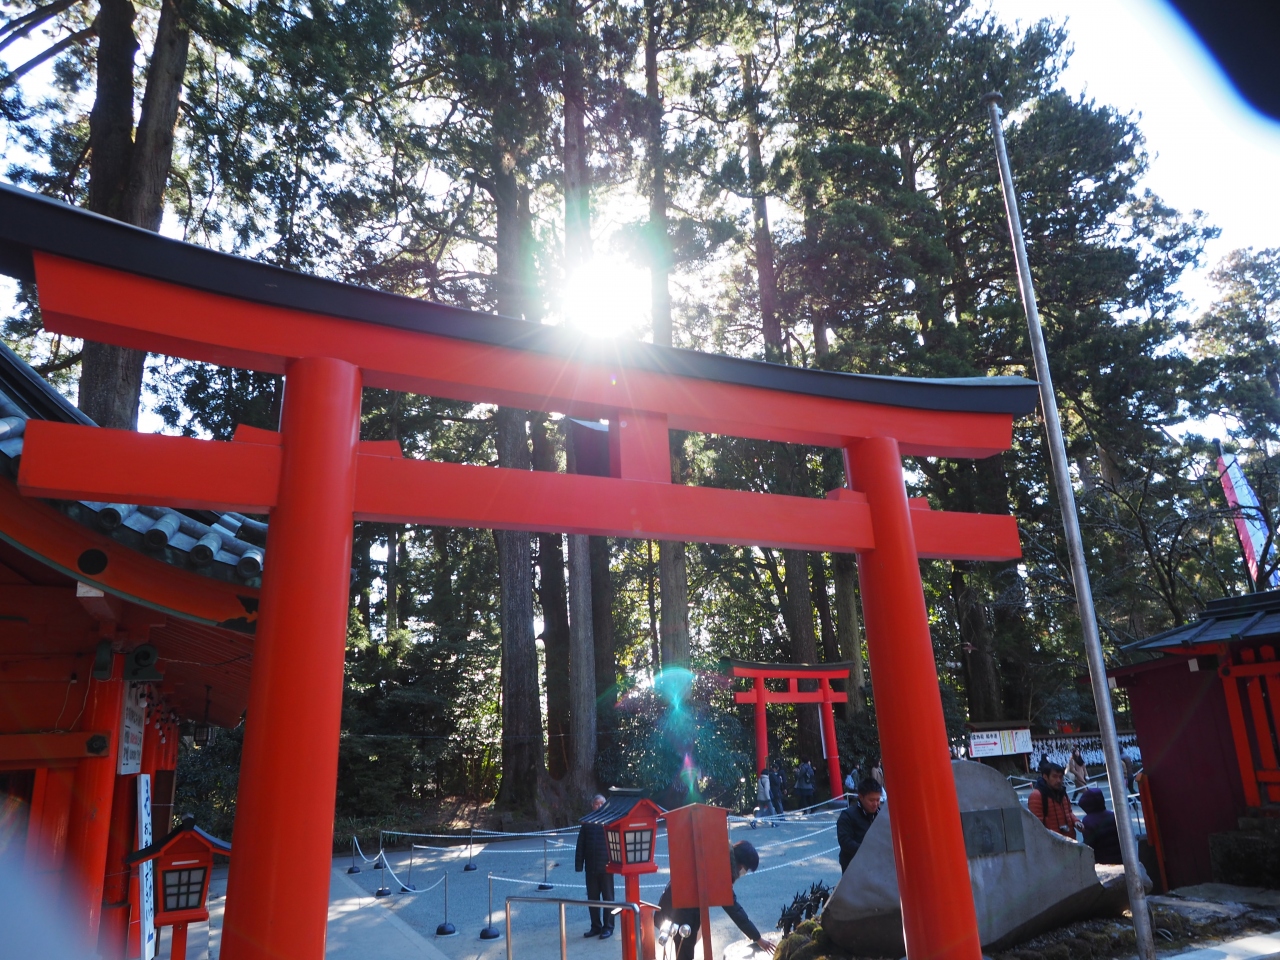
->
left=981, top=90, right=1155, bottom=960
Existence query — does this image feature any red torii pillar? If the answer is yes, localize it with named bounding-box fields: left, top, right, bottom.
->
left=14, top=248, right=1031, bottom=960
left=728, top=661, right=851, bottom=802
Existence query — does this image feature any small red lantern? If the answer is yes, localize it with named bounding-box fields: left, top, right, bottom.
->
left=582, top=791, right=665, bottom=960
left=127, top=815, right=231, bottom=960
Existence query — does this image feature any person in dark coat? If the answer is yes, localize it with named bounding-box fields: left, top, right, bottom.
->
left=768, top=761, right=785, bottom=815
left=836, top=778, right=883, bottom=872
left=1078, top=788, right=1123, bottom=864
left=575, top=795, right=615, bottom=938
left=656, top=840, right=773, bottom=959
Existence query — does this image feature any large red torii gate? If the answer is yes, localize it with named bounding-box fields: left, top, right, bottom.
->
left=728, top=659, right=852, bottom=803
left=1, top=184, right=1036, bottom=960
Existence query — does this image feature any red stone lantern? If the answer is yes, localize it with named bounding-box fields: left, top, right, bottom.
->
left=126, top=815, right=231, bottom=960
left=582, top=791, right=664, bottom=960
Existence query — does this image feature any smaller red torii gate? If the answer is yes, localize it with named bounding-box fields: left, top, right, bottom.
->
left=728, top=659, right=852, bottom=802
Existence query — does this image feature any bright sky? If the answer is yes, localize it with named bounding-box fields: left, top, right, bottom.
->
left=985, top=0, right=1280, bottom=310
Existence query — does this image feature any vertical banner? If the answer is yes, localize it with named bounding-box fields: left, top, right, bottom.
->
left=1217, top=446, right=1280, bottom=588
left=137, top=774, right=157, bottom=960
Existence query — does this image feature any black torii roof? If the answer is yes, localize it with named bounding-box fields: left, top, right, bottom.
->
left=126, top=815, right=232, bottom=865
left=1122, top=589, right=1280, bottom=653
left=0, top=183, right=1039, bottom=417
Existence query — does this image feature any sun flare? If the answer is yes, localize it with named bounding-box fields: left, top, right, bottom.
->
left=561, top=254, right=651, bottom=338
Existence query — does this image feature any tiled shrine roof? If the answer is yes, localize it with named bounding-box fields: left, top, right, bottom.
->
left=0, top=341, right=266, bottom=588
left=1122, top=589, right=1280, bottom=653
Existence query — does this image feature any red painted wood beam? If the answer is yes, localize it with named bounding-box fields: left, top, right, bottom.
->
left=732, top=691, right=849, bottom=704
left=34, top=254, right=1014, bottom=459
left=0, top=731, right=112, bottom=762
left=729, top=665, right=855, bottom=680
left=18, top=423, right=1023, bottom=561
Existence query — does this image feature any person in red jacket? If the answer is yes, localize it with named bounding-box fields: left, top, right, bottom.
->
left=1028, top=763, right=1078, bottom=837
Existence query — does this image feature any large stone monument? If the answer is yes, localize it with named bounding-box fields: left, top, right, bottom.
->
left=822, top=761, right=1147, bottom=955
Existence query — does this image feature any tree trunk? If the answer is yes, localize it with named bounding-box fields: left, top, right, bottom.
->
left=952, top=564, right=1002, bottom=723
left=832, top=553, right=865, bottom=714
left=783, top=548, right=821, bottom=761
left=568, top=533, right=596, bottom=791
left=385, top=525, right=399, bottom=634
left=561, top=0, right=590, bottom=269
left=803, top=194, right=828, bottom=360
left=644, top=1, right=689, bottom=673
left=644, top=0, right=671, bottom=348
left=811, top=553, right=839, bottom=664
left=123, top=0, right=187, bottom=231
left=741, top=53, right=782, bottom=359
left=80, top=0, right=190, bottom=430
left=493, top=159, right=543, bottom=807
left=589, top=535, right=615, bottom=768
left=532, top=419, right=572, bottom=780
left=658, top=541, right=689, bottom=668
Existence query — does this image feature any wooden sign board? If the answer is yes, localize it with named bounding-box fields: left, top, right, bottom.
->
left=665, top=803, right=733, bottom=909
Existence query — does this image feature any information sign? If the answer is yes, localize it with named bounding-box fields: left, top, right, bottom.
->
left=118, top=682, right=145, bottom=775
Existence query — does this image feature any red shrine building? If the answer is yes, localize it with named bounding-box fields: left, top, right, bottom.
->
left=0, top=339, right=256, bottom=956
left=0, top=181, right=1038, bottom=960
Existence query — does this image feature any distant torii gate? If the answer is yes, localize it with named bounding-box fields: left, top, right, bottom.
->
left=729, top=659, right=852, bottom=802
left=2, top=184, right=1038, bottom=960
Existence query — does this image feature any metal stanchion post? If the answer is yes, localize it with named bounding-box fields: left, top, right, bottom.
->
left=981, top=89, right=1155, bottom=960
left=538, top=838, right=553, bottom=890
left=437, top=873, right=457, bottom=936
left=347, top=837, right=361, bottom=874
left=479, top=874, right=502, bottom=939
left=559, top=902, right=568, bottom=960
left=465, top=826, right=478, bottom=871
left=402, top=845, right=417, bottom=892
left=375, top=852, right=391, bottom=897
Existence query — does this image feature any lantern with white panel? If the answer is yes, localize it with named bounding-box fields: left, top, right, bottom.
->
left=126, top=815, right=231, bottom=960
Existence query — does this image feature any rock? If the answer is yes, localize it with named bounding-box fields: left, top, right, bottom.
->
left=822, top=761, right=1151, bottom=956
left=1148, top=895, right=1251, bottom=923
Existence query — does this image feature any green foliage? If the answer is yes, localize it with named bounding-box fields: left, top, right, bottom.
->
left=173, top=723, right=244, bottom=839
left=599, top=669, right=752, bottom=809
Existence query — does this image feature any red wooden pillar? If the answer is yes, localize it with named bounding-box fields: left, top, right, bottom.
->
left=819, top=679, right=842, bottom=799
left=99, top=772, right=137, bottom=960
left=848, top=437, right=980, bottom=960
left=65, top=651, right=124, bottom=945
left=753, top=676, right=768, bottom=780
left=622, top=875, right=640, bottom=960
left=1220, top=668, right=1261, bottom=808
left=221, top=357, right=362, bottom=960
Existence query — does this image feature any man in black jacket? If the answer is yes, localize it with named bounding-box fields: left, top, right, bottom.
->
left=575, top=795, right=615, bottom=938
left=836, top=778, right=883, bottom=873
left=656, top=840, right=774, bottom=960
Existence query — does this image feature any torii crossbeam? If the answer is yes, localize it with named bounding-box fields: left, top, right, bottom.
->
left=1, top=184, right=1037, bottom=960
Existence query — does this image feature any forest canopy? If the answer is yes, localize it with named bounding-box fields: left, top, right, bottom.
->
left=3, top=0, right=1277, bottom=828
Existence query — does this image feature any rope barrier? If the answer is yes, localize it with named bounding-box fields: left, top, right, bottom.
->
left=353, top=836, right=384, bottom=864
left=489, top=873, right=670, bottom=891
left=748, top=845, right=841, bottom=875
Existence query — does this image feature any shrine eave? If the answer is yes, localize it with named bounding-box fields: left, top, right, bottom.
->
left=0, top=184, right=1039, bottom=417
